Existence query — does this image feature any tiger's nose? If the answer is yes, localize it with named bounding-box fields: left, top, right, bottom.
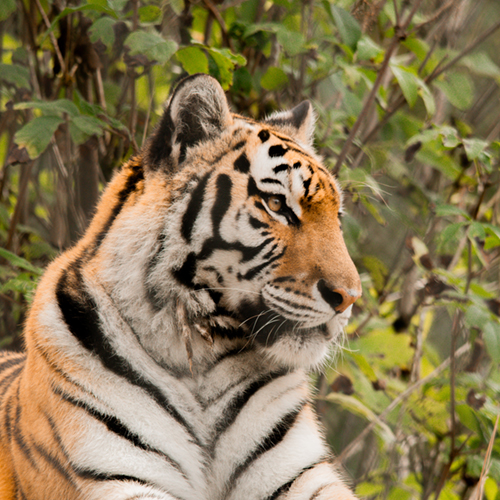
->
left=317, top=279, right=361, bottom=313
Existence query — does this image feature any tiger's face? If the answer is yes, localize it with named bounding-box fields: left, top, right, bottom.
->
left=145, top=75, right=361, bottom=369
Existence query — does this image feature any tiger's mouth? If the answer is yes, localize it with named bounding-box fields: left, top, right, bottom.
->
left=235, top=297, right=337, bottom=346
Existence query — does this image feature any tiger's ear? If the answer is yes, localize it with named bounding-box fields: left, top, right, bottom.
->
left=146, top=74, right=233, bottom=170
left=265, top=101, right=316, bottom=149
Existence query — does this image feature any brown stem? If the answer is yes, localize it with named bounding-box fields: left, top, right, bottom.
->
left=202, top=0, right=234, bottom=51
left=33, top=0, right=66, bottom=75
left=5, top=162, right=34, bottom=251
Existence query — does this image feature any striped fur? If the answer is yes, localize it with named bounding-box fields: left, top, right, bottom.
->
left=0, top=74, right=361, bottom=500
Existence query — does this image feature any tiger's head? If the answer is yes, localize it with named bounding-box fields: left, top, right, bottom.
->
left=140, top=74, right=361, bottom=369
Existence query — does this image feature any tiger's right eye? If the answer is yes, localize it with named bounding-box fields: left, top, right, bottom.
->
left=267, top=196, right=282, bottom=212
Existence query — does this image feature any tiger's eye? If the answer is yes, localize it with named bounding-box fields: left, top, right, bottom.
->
left=268, top=196, right=282, bottom=212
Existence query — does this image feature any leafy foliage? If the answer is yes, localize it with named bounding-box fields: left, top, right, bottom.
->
left=1, top=0, right=500, bottom=498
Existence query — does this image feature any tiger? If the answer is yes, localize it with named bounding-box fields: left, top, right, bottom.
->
left=0, top=73, right=362, bottom=500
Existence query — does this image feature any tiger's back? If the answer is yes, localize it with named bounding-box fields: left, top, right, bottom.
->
left=0, top=74, right=361, bottom=500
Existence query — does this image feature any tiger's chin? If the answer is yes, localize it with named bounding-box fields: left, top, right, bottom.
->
left=252, top=306, right=353, bottom=371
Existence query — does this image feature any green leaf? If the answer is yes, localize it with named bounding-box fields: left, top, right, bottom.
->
left=0, top=0, right=15, bottom=20
left=69, top=115, right=107, bottom=144
left=325, top=393, right=395, bottom=443
left=0, top=248, right=43, bottom=275
left=276, top=27, right=305, bottom=56
left=440, top=127, right=461, bottom=148
left=138, top=5, right=162, bottom=23
left=89, top=17, right=116, bottom=49
left=440, top=221, right=467, bottom=244
left=456, top=404, right=482, bottom=435
left=356, top=36, right=383, bottom=61
left=176, top=46, right=209, bottom=75
left=0, top=63, right=30, bottom=88
left=435, top=72, right=474, bottom=110
left=402, top=37, right=429, bottom=61
left=347, top=351, right=378, bottom=382
left=232, top=67, right=253, bottom=95
left=469, top=221, right=486, bottom=241
left=483, top=321, right=500, bottom=363
left=416, top=144, right=461, bottom=179
left=463, top=138, right=489, bottom=161
left=14, top=116, right=64, bottom=159
left=418, top=81, right=436, bottom=116
left=391, top=65, right=419, bottom=108
left=207, top=48, right=238, bottom=90
left=465, top=304, right=491, bottom=330
left=435, top=204, right=469, bottom=218
left=460, top=52, right=500, bottom=78
left=125, top=31, right=178, bottom=64
left=356, top=483, right=384, bottom=498
left=325, top=3, right=362, bottom=51
left=260, top=67, right=289, bottom=91
left=15, top=99, right=80, bottom=118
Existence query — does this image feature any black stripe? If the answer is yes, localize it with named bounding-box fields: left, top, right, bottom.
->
left=212, top=174, right=232, bottom=231
left=0, top=365, right=23, bottom=399
left=293, top=161, right=301, bottom=169
left=234, top=152, right=251, bottom=173
left=76, top=468, right=150, bottom=484
left=0, top=354, right=25, bottom=374
left=273, top=164, right=289, bottom=174
left=310, top=485, right=328, bottom=499
left=258, top=130, right=270, bottom=142
left=44, top=412, right=71, bottom=462
left=31, top=440, right=76, bottom=486
left=181, top=171, right=212, bottom=243
left=248, top=216, right=268, bottom=230
left=172, top=252, right=198, bottom=289
left=238, top=247, right=286, bottom=281
left=92, top=165, right=144, bottom=253
left=265, top=463, right=318, bottom=500
left=232, top=140, right=246, bottom=151
left=261, top=243, right=278, bottom=261
left=227, top=405, right=304, bottom=490
left=261, top=178, right=283, bottom=185
left=54, top=386, right=187, bottom=477
left=272, top=276, right=296, bottom=283
left=303, top=177, right=312, bottom=198
left=211, top=371, right=287, bottom=452
left=269, top=145, right=287, bottom=157
left=13, top=404, right=40, bottom=473
left=55, top=273, right=201, bottom=446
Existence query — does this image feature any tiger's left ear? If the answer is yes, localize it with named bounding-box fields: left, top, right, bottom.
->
left=265, top=101, right=316, bottom=149
left=146, top=73, right=233, bottom=171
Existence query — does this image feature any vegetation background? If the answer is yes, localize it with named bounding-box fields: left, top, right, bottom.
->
left=1, top=0, right=500, bottom=498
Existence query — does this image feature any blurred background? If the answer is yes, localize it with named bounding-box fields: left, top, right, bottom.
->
left=1, top=0, right=500, bottom=498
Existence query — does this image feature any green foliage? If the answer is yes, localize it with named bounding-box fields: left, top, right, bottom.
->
left=1, top=0, right=500, bottom=497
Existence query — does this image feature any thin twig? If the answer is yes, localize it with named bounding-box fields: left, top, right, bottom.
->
left=33, top=0, right=66, bottom=75
left=412, top=0, right=456, bottom=32
left=202, top=0, right=235, bottom=51
left=473, top=414, right=500, bottom=500
left=5, top=162, right=34, bottom=251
